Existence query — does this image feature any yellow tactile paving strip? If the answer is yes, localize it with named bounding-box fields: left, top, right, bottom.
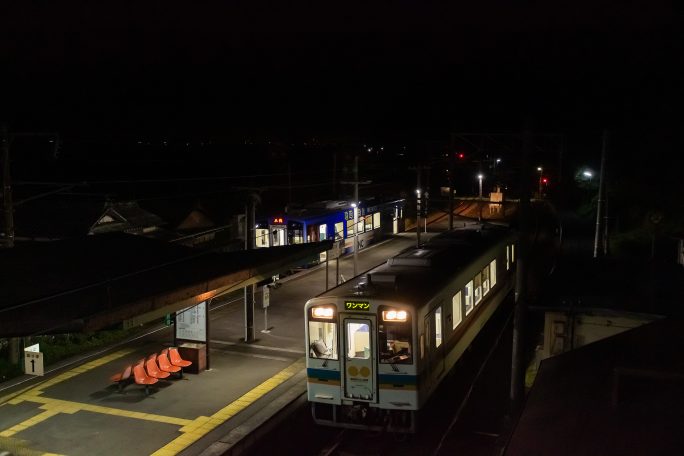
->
left=151, top=358, right=305, bottom=456
left=0, top=348, right=305, bottom=456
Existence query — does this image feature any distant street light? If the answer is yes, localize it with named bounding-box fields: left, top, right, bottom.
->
left=477, top=174, right=484, bottom=198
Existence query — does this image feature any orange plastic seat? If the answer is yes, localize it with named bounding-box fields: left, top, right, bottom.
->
left=158, top=349, right=181, bottom=375
left=110, top=364, right=133, bottom=392
left=145, top=354, right=170, bottom=379
left=133, top=362, right=158, bottom=395
left=169, top=347, right=192, bottom=368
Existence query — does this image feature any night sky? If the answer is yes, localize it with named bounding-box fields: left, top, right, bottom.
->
left=1, top=2, right=683, bottom=182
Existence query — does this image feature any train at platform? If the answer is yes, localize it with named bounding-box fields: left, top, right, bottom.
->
left=304, top=223, right=517, bottom=432
left=255, top=199, right=405, bottom=257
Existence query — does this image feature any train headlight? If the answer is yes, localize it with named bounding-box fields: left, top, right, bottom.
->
left=312, top=306, right=335, bottom=319
left=382, top=309, right=407, bottom=322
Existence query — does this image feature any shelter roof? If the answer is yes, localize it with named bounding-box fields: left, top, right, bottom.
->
left=505, top=317, right=684, bottom=456
left=0, top=233, right=332, bottom=337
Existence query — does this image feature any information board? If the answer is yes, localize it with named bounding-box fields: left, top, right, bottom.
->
left=175, top=301, right=207, bottom=342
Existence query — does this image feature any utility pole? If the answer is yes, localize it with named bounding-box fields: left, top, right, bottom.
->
left=593, top=130, right=608, bottom=258
left=510, top=121, right=533, bottom=419
left=244, top=193, right=258, bottom=343
left=341, top=155, right=371, bottom=278
left=415, top=165, right=422, bottom=246
left=448, top=134, right=455, bottom=231
left=1, top=123, right=14, bottom=249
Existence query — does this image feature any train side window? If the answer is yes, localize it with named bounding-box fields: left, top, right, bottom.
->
left=364, top=215, right=373, bottom=232
left=335, top=222, right=344, bottom=240
left=465, top=281, right=474, bottom=315
left=357, top=218, right=364, bottom=234
left=291, top=228, right=304, bottom=244
left=506, top=246, right=510, bottom=270
left=308, top=321, right=338, bottom=360
left=346, top=219, right=355, bottom=237
left=511, top=244, right=515, bottom=263
left=490, top=260, right=497, bottom=287
left=434, top=307, right=443, bottom=348
left=420, top=333, right=425, bottom=359
left=373, top=212, right=381, bottom=229
left=255, top=228, right=270, bottom=247
left=482, top=265, right=490, bottom=296
left=474, top=273, right=482, bottom=305
left=452, top=291, right=462, bottom=329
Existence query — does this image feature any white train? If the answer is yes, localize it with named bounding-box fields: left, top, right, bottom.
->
left=304, top=223, right=517, bottom=432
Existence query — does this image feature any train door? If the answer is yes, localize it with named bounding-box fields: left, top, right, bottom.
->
left=424, top=306, right=445, bottom=390
left=342, top=316, right=377, bottom=401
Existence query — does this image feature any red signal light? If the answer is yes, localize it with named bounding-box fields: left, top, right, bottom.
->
left=542, top=178, right=548, bottom=184
left=457, top=153, right=465, bottom=160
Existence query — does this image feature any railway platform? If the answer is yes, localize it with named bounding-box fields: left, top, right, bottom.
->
left=0, top=227, right=444, bottom=456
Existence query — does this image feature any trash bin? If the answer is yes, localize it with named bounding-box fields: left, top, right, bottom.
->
left=178, top=342, right=207, bottom=374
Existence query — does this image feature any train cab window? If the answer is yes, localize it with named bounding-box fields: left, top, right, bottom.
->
left=465, top=281, right=474, bottom=315
left=346, top=219, right=355, bottom=237
left=482, top=265, right=490, bottom=296
left=308, top=320, right=338, bottom=360
left=490, top=260, right=497, bottom=287
left=379, top=307, right=412, bottom=364
left=452, top=291, right=463, bottom=329
left=474, top=273, right=482, bottom=305
left=334, top=222, right=344, bottom=240
left=346, top=322, right=370, bottom=359
left=373, top=212, right=381, bottom=230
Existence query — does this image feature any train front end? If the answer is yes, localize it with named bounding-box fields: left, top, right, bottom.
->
left=305, top=297, right=418, bottom=432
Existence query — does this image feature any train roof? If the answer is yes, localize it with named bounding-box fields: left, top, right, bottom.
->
left=264, top=198, right=405, bottom=223
left=310, top=223, right=516, bottom=306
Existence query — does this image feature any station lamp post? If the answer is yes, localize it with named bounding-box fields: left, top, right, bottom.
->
left=477, top=174, right=484, bottom=198
left=537, top=166, right=543, bottom=198
left=415, top=188, right=422, bottom=246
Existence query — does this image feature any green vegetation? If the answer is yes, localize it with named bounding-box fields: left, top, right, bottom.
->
left=0, top=326, right=145, bottom=383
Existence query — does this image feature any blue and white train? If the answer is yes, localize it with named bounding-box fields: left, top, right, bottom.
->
left=255, top=199, right=405, bottom=256
left=304, top=223, right=517, bottom=432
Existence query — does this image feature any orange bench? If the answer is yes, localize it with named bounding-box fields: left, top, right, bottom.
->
left=132, top=359, right=158, bottom=395
left=110, top=347, right=193, bottom=395
left=169, top=347, right=192, bottom=369
left=158, top=349, right=182, bottom=378
left=110, top=364, right=133, bottom=392
left=145, top=354, right=171, bottom=380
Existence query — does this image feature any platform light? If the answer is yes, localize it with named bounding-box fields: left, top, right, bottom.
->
left=382, top=309, right=408, bottom=322
left=312, top=306, right=335, bottom=319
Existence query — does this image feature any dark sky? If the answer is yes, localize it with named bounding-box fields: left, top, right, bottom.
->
left=2, top=2, right=682, bottom=144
